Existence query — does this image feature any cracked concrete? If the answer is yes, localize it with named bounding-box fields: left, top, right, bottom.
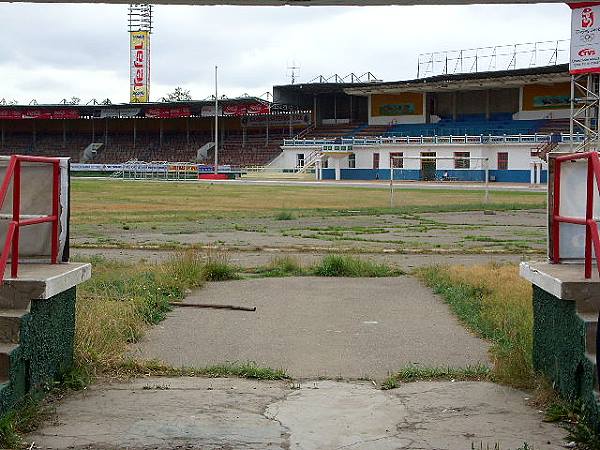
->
left=27, top=377, right=566, bottom=450
left=131, top=277, right=490, bottom=380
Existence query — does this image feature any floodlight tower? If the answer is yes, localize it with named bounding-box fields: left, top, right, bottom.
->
left=128, top=4, right=153, bottom=103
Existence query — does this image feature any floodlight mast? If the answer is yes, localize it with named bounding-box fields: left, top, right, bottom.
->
left=214, top=65, right=219, bottom=175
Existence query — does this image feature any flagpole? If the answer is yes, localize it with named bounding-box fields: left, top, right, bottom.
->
left=214, top=65, right=219, bottom=175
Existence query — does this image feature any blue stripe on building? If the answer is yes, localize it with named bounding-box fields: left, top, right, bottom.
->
left=321, top=168, right=547, bottom=183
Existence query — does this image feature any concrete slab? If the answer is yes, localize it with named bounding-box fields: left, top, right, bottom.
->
left=26, top=377, right=567, bottom=450
left=0, top=262, right=91, bottom=309
left=131, top=276, right=490, bottom=380
left=520, top=261, right=600, bottom=311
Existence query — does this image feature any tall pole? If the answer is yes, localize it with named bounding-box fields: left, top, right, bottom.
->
left=214, top=65, right=219, bottom=174
left=390, top=156, right=395, bottom=209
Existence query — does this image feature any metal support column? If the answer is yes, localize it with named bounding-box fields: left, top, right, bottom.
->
left=570, top=73, right=600, bottom=152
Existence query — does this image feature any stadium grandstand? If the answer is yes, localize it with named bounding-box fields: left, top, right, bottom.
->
left=273, top=63, right=578, bottom=183
left=0, top=63, right=580, bottom=183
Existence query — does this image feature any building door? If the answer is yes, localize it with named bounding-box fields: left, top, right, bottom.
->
left=421, top=152, right=436, bottom=181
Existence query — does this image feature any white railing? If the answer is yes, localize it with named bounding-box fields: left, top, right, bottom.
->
left=282, top=133, right=586, bottom=147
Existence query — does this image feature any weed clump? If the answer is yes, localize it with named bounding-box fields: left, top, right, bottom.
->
left=275, top=210, right=296, bottom=221
left=256, top=256, right=304, bottom=277
left=311, top=255, right=403, bottom=278
left=202, top=253, right=239, bottom=281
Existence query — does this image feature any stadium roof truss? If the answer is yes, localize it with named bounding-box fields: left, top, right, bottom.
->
left=343, top=64, right=571, bottom=95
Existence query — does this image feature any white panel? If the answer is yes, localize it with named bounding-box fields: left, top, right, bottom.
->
left=558, top=159, right=600, bottom=260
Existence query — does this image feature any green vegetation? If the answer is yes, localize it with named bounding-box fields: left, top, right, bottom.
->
left=114, top=359, right=288, bottom=381
left=311, top=255, right=404, bottom=278
left=202, top=253, right=240, bottom=281
left=417, top=263, right=534, bottom=388
left=275, top=210, right=296, bottom=221
left=381, top=364, right=491, bottom=389
left=255, top=256, right=304, bottom=277
left=71, top=178, right=545, bottom=225
left=75, top=251, right=205, bottom=373
left=0, top=395, right=49, bottom=449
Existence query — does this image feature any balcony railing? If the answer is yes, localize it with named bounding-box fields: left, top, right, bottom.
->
left=283, top=133, right=586, bottom=147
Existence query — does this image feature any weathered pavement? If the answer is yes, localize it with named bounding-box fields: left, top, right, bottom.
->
left=131, top=276, right=490, bottom=380
left=28, top=377, right=566, bottom=450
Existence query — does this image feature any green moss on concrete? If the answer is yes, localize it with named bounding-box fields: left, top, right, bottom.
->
left=533, top=285, right=600, bottom=429
left=0, top=287, right=76, bottom=417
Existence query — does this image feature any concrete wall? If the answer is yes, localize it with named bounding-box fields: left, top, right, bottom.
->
left=0, top=287, right=77, bottom=417
left=532, top=285, right=599, bottom=431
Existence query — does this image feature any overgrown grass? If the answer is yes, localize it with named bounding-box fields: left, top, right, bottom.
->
left=275, top=210, right=296, bottom=221
left=0, top=395, right=49, bottom=449
left=255, top=256, right=304, bottom=277
left=417, top=263, right=533, bottom=388
left=202, top=252, right=240, bottom=281
left=75, top=251, right=205, bottom=373
left=114, top=359, right=288, bottom=380
left=381, top=364, right=491, bottom=389
left=311, top=255, right=404, bottom=278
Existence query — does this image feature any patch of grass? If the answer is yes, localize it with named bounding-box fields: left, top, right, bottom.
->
left=417, top=263, right=533, bottom=388
left=115, top=359, right=288, bottom=381
left=382, top=364, right=491, bottom=389
left=202, top=252, right=240, bottom=281
left=275, top=210, right=296, bottom=221
left=75, top=251, right=205, bottom=372
left=311, top=255, right=404, bottom=278
left=0, top=395, right=49, bottom=449
left=255, top=256, right=305, bottom=277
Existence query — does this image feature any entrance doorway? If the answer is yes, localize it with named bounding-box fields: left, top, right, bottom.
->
left=421, top=152, right=436, bottom=181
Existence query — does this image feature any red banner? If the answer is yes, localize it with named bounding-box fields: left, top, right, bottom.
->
left=0, top=109, right=80, bottom=120
left=223, top=103, right=270, bottom=116
left=145, top=107, right=191, bottom=118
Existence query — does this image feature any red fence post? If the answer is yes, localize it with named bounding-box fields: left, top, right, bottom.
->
left=11, top=158, right=20, bottom=278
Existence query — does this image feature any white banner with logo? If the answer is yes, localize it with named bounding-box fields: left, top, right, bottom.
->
left=570, top=3, right=600, bottom=74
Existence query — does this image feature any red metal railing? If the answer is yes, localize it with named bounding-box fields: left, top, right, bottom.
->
left=552, top=151, right=600, bottom=279
left=0, top=155, right=60, bottom=283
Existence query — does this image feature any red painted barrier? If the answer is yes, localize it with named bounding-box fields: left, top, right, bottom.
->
left=0, top=155, right=61, bottom=282
left=552, top=151, right=600, bottom=279
left=198, top=174, right=228, bottom=180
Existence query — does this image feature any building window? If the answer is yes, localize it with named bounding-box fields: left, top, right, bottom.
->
left=373, top=153, right=380, bottom=169
left=454, top=151, right=470, bottom=169
left=390, top=152, right=404, bottom=168
left=297, top=153, right=305, bottom=167
left=348, top=153, right=356, bottom=169
left=498, top=152, right=508, bottom=170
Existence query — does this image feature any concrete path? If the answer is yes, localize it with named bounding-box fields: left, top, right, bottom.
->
left=132, top=277, right=490, bottom=380
left=27, top=377, right=566, bottom=450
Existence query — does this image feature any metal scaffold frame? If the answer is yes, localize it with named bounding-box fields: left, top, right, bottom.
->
left=570, top=73, right=600, bottom=153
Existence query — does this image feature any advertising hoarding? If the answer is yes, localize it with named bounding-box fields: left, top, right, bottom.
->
left=570, top=3, right=600, bottom=74
left=130, top=31, right=150, bottom=102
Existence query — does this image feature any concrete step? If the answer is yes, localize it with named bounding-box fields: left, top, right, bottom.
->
left=0, top=343, right=18, bottom=384
left=0, top=309, right=27, bottom=344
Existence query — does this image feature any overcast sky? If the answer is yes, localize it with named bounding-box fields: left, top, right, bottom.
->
left=0, top=2, right=571, bottom=104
